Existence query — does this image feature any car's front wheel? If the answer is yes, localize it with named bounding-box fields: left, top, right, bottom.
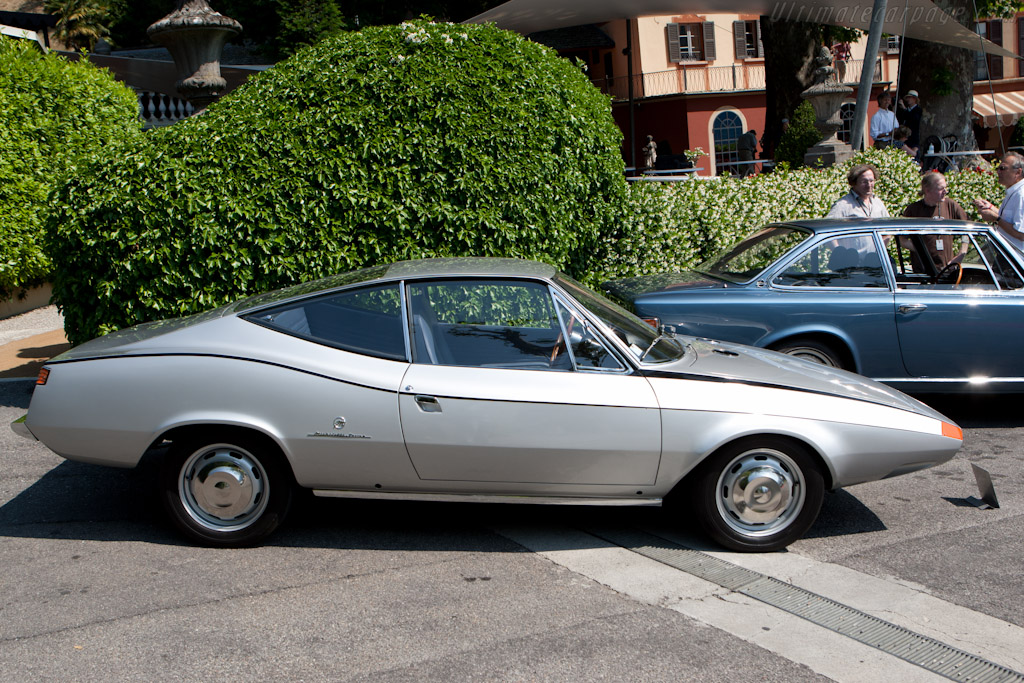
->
left=690, top=437, right=824, bottom=552
left=773, top=338, right=844, bottom=369
left=161, top=431, right=293, bottom=547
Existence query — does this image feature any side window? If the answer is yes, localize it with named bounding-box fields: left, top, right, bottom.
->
left=246, top=284, right=406, bottom=360
left=407, top=280, right=569, bottom=370
left=554, top=298, right=624, bottom=371
left=773, top=235, right=887, bottom=288
left=977, top=234, right=1024, bottom=289
left=888, top=233, right=999, bottom=289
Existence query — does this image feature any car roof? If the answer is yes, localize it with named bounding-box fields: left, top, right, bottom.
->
left=234, top=257, right=559, bottom=312
left=780, top=217, right=991, bottom=235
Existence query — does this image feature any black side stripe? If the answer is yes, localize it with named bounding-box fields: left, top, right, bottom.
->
left=44, top=353, right=398, bottom=395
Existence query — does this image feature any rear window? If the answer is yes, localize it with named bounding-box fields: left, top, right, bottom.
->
left=245, top=283, right=406, bottom=360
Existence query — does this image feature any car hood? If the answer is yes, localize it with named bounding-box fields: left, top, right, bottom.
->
left=603, top=271, right=727, bottom=303
left=651, top=336, right=949, bottom=421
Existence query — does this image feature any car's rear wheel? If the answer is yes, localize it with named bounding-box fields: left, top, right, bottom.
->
left=161, top=431, right=292, bottom=547
left=690, top=437, right=824, bottom=552
left=774, top=338, right=844, bottom=369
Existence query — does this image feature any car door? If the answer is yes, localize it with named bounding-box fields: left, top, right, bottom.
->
left=399, top=278, right=662, bottom=486
left=767, top=232, right=901, bottom=375
left=886, top=230, right=1024, bottom=378
left=243, top=283, right=412, bottom=488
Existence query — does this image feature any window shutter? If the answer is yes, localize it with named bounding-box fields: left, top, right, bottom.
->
left=703, top=21, right=716, bottom=61
left=989, top=20, right=1004, bottom=79
left=733, top=21, right=746, bottom=59
left=667, top=23, right=681, bottom=63
left=756, top=20, right=763, bottom=58
left=1019, top=18, right=1024, bottom=76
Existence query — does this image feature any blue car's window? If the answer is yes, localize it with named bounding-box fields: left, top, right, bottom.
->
left=773, top=235, right=887, bottom=288
left=886, top=232, right=1006, bottom=290
left=245, top=284, right=406, bottom=360
left=696, top=225, right=811, bottom=283
left=407, top=280, right=571, bottom=371
left=977, top=235, right=1024, bottom=289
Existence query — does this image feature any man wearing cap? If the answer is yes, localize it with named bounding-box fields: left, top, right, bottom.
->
left=898, top=90, right=922, bottom=149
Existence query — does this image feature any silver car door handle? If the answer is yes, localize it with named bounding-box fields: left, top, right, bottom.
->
left=414, top=395, right=442, bottom=413
left=898, top=303, right=927, bottom=314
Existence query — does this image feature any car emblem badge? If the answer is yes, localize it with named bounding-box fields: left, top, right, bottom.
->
left=308, top=416, right=370, bottom=440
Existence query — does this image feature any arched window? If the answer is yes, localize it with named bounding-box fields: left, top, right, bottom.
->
left=712, top=110, right=743, bottom=175
left=838, top=103, right=857, bottom=143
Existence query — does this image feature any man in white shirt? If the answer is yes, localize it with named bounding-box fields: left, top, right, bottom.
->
left=974, top=153, right=1024, bottom=251
left=870, top=91, right=898, bottom=148
left=827, top=164, right=890, bottom=218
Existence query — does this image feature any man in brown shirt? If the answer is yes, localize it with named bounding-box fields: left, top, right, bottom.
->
left=901, top=172, right=970, bottom=271
left=903, top=171, right=968, bottom=220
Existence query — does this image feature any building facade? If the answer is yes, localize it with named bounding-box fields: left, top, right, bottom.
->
left=536, top=14, right=1024, bottom=176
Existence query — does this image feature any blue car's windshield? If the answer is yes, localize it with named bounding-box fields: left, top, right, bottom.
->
left=695, top=225, right=812, bottom=284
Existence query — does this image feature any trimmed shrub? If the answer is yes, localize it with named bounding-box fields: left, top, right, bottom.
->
left=774, top=100, right=822, bottom=168
left=600, top=148, right=1001, bottom=280
left=47, top=20, right=626, bottom=344
left=0, top=37, right=141, bottom=298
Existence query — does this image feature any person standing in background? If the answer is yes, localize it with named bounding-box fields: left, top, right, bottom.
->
left=870, top=91, right=898, bottom=148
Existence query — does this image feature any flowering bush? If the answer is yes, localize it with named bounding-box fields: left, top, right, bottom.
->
left=598, top=148, right=1003, bottom=280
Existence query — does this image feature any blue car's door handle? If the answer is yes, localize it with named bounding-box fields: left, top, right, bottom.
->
left=898, top=303, right=927, bottom=314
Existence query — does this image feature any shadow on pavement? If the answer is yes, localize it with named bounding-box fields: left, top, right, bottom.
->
left=915, top=393, right=1024, bottom=428
left=0, top=456, right=886, bottom=551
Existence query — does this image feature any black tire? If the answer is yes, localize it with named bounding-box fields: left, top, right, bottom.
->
left=773, top=338, right=844, bottom=369
left=689, top=437, right=824, bottom=552
left=160, top=431, right=293, bottom=547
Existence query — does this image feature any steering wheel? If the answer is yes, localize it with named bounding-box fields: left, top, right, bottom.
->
left=935, top=261, right=963, bottom=285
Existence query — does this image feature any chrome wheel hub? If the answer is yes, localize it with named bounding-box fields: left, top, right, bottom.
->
left=716, top=448, right=805, bottom=537
left=179, top=444, right=267, bottom=532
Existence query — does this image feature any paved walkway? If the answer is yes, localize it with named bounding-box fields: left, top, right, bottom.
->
left=0, top=306, right=68, bottom=380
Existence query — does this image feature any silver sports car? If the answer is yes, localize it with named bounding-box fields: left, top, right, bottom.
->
left=13, top=258, right=963, bottom=552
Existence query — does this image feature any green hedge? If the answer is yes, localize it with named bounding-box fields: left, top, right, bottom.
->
left=601, top=148, right=1003, bottom=280
left=47, top=20, right=626, bottom=344
left=0, top=37, right=141, bottom=298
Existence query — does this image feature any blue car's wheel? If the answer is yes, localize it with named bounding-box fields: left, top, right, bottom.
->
left=774, top=339, right=843, bottom=369
left=161, top=431, right=293, bottom=547
left=691, top=437, right=824, bottom=552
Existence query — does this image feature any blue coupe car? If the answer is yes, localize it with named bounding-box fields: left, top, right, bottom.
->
left=604, top=218, right=1024, bottom=393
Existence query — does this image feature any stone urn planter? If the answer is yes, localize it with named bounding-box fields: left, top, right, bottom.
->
left=801, top=45, right=855, bottom=168
left=147, top=1, right=242, bottom=111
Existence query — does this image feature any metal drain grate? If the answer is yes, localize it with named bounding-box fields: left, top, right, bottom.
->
left=591, top=528, right=1024, bottom=683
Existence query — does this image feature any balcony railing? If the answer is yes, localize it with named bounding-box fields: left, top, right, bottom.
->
left=137, top=90, right=194, bottom=128
left=594, top=58, right=882, bottom=100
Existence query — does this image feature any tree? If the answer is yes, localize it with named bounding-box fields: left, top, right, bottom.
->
left=45, top=0, right=111, bottom=52
left=760, top=21, right=861, bottom=160
left=275, top=0, right=345, bottom=56
left=899, top=0, right=1023, bottom=154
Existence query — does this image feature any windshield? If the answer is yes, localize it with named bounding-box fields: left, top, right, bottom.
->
left=695, top=225, right=812, bottom=284
left=555, top=275, right=686, bottom=364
